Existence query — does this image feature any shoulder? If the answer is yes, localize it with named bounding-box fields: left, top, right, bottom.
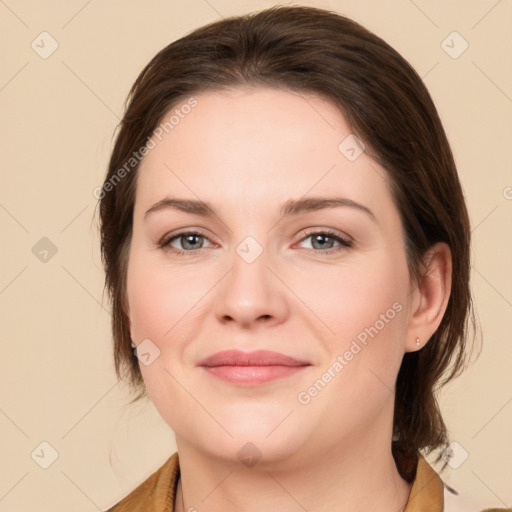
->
left=104, top=452, right=180, bottom=512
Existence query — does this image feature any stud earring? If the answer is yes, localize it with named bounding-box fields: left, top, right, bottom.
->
left=131, top=342, right=136, bottom=349
left=415, top=337, right=421, bottom=348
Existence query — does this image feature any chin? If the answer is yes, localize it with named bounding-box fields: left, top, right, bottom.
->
left=184, top=412, right=315, bottom=469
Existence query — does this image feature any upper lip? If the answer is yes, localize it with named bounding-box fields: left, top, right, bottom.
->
left=198, top=350, right=310, bottom=367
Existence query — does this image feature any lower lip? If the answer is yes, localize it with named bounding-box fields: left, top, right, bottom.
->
left=202, top=365, right=308, bottom=385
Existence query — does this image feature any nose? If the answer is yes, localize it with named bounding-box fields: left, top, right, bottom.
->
left=214, top=243, right=289, bottom=328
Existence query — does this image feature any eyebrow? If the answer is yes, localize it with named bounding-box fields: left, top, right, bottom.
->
left=144, top=196, right=377, bottom=223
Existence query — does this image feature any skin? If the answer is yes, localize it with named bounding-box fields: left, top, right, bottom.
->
left=125, top=87, right=452, bottom=512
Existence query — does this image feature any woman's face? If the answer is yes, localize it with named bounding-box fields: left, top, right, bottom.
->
left=126, top=87, right=418, bottom=466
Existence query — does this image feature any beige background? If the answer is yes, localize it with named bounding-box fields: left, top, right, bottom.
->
left=0, top=0, right=511, bottom=510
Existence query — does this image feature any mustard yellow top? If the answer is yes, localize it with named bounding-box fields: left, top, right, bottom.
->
left=104, top=452, right=509, bottom=512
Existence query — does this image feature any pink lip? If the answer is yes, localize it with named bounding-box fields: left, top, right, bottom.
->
left=198, top=350, right=311, bottom=386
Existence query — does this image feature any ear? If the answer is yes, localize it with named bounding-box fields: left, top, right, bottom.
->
left=404, top=242, right=452, bottom=353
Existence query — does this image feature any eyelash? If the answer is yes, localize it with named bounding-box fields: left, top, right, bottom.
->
left=158, top=228, right=353, bottom=257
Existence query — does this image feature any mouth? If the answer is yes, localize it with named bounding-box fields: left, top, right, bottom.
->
left=197, top=349, right=311, bottom=386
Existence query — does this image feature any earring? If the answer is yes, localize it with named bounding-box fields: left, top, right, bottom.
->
left=415, top=337, right=421, bottom=348
left=131, top=342, right=136, bottom=349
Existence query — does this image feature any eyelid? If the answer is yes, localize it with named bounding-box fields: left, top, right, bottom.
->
left=159, top=226, right=354, bottom=258
left=295, top=228, right=353, bottom=255
left=159, top=228, right=215, bottom=250
left=299, top=227, right=352, bottom=244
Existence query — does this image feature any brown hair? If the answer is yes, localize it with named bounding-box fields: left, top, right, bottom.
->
left=98, top=5, right=475, bottom=480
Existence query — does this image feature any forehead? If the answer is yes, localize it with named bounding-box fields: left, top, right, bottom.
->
left=134, top=87, right=396, bottom=225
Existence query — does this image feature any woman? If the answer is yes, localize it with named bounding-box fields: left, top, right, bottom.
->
left=98, top=5, right=507, bottom=512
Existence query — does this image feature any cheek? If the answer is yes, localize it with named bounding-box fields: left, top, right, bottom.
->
left=312, top=252, right=409, bottom=398
left=127, top=271, right=168, bottom=342
left=126, top=254, right=197, bottom=342
left=126, top=258, right=198, bottom=417
left=307, top=253, right=408, bottom=342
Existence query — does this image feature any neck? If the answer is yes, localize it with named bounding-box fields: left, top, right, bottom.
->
left=173, top=432, right=413, bottom=512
